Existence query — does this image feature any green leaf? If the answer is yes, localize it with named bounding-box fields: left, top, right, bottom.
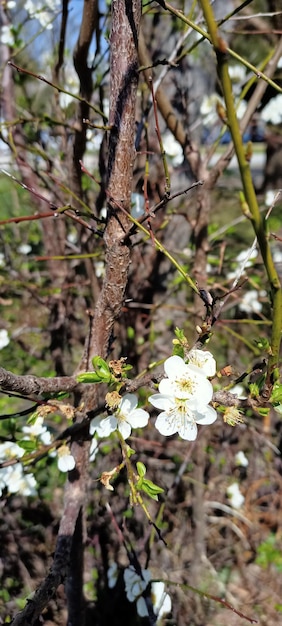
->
left=76, top=372, right=101, bottom=383
left=140, top=478, right=164, bottom=501
left=92, top=356, right=112, bottom=381
left=16, top=439, right=36, bottom=453
left=271, top=383, right=282, bottom=405
left=136, top=461, right=146, bottom=478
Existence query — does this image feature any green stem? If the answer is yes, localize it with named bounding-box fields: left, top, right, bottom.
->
left=199, top=0, right=281, bottom=384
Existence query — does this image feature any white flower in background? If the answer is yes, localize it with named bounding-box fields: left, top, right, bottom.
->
left=131, top=193, right=145, bottom=219
left=0, top=442, right=36, bottom=497
left=89, top=437, right=98, bottom=462
left=137, top=581, right=172, bottom=621
left=94, top=261, right=105, bottom=278
left=1, top=24, right=14, bottom=46
left=273, top=247, right=282, bottom=263
left=200, top=94, right=219, bottom=125
left=188, top=349, right=216, bottom=377
left=124, top=568, right=171, bottom=622
left=0, top=441, right=24, bottom=462
left=0, top=329, right=10, bottom=349
left=0, top=465, right=37, bottom=497
left=239, top=289, right=266, bottom=314
left=17, top=243, right=32, bottom=255
left=236, top=248, right=258, bottom=266
left=227, top=248, right=258, bottom=280
left=7, top=1, right=16, bottom=8
left=162, top=132, right=183, bottom=166
left=22, top=416, right=47, bottom=438
left=265, top=190, right=276, bottom=207
left=25, top=0, right=60, bottom=29
left=57, top=444, right=75, bottom=472
left=230, top=384, right=246, bottom=399
left=0, top=252, right=5, bottom=267
left=235, top=451, right=248, bottom=467
left=261, top=94, right=282, bottom=125
left=227, top=482, right=245, bottom=509
left=107, top=562, right=118, bottom=589
left=228, top=64, right=246, bottom=96
left=124, top=566, right=151, bottom=603
left=90, top=394, right=149, bottom=440
left=149, top=355, right=217, bottom=441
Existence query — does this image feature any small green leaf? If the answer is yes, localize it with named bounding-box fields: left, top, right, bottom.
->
left=136, top=461, right=146, bottom=478
left=76, top=372, right=101, bottom=383
left=271, top=383, right=282, bottom=405
left=140, top=478, right=164, bottom=501
left=16, top=439, right=36, bottom=453
left=92, top=356, right=112, bottom=381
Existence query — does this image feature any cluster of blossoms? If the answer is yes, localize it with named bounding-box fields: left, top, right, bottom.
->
left=149, top=350, right=217, bottom=441
left=0, top=417, right=77, bottom=496
left=0, top=349, right=217, bottom=497
left=0, top=442, right=37, bottom=497
left=91, top=350, right=217, bottom=444
left=108, top=563, right=171, bottom=623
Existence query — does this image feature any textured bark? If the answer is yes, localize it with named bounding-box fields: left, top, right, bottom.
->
left=79, top=0, right=142, bottom=370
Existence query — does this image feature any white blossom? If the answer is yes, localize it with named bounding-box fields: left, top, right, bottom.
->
left=94, top=261, right=105, bottom=278
left=107, top=562, right=118, bottom=589
left=0, top=442, right=37, bottom=497
left=235, top=451, right=248, bottom=467
left=261, top=94, right=282, bottom=125
left=0, top=465, right=37, bottom=497
left=89, top=437, right=98, bottom=462
left=22, top=416, right=47, bottom=438
left=1, top=24, right=14, bottom=46
left=227, top=482, right=245, bottom=509
left=57, top=445, right=75, bottom=472
left=230, top=384, right=246, bottom=399
left=124, top=568, right=171, bottom=622
left=17, top=243, right=32, bottom=255
left=149, top=355, right=217, bottom=441
left=238, top=289, right=265, bottom=314
left=90, top=394, right=150, bottom=440
left=0, top=329, right=10, bottom=349
left=0, top=441, right=25, bottom=461
left=265, top=190, right=276, bottom=208
left=124, top=567, right=151, bottom=603
left=162, top=132, right=183, bottom=166
left=136, top=581, right=172, bottom=622
left=25, top=0, right=60, bottom=29
left=131, top=193, right=145, bottom=219
left=187, top=349, right=216, bottom=377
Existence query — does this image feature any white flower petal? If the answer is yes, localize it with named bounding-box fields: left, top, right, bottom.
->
left=152, top=581, right=172, bottom=618
left=149, top=394, right=175, bottom=411
left=163, top=355, right=186, bottom=378
left=227, top=482, right=245, bottom=509
left=58, top=453, right=75, bottom=472
left=90, top=415, right=117, bottom=437
left=0, top=329, right=10, bottom=350
left=155, top=413, right=179, bottom=436
left=118, top=420, right=131, bottom=439
left=126, top=408, right=149, bottom=429
left=188, top=349, right=216, bottom=377
left=194, top=404, right=217, bottom=425
left=178, top=419, right=198, bottom=440
left=119, top=393, right=138, bottom=414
